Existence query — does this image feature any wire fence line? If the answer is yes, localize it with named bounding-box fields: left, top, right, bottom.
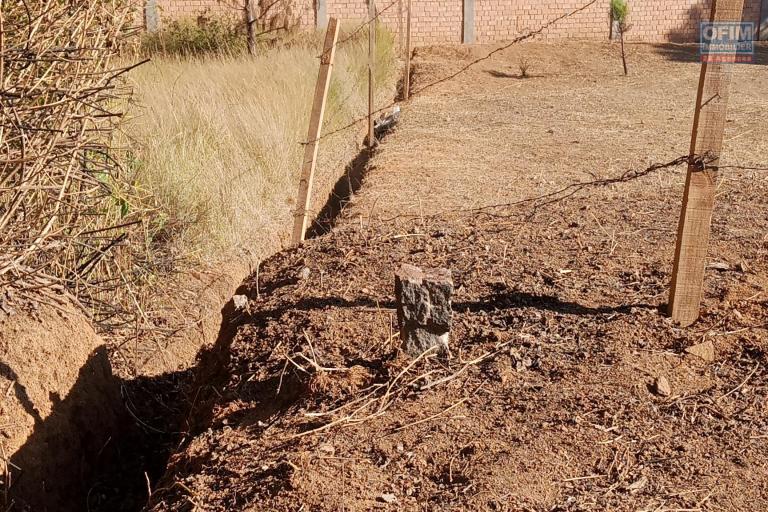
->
left=296, top=0, right=768, bottom=242
left=302, top=0, right=600, bottom=146
left=369, top=153, right=768, bottom=224
left=303, top=0, right=402, bottom=139
left=324, top=0, right=401, bottom=56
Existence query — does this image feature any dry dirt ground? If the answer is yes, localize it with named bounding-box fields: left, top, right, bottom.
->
left=146, top=42, right=768, bottom=511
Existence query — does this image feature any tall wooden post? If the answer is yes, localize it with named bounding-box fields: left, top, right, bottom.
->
left=291, top=18, right=340, bottom=244
left=668, top=0, right=745, bottom=326
left=398, top=0, right=404, bottom=49
left=245, top=0, right=257, bottom=56
left=404, top=0, right=412, bottom=100
left=368, top=0, right=376, bottom=148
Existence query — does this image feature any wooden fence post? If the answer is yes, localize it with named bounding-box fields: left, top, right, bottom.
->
left=404, top=0, right=412, bottom=100
left=668, top=0, right=745, bottom=326
left=398, top=0, right=404, bottom=49
left=368, top=0, right=376, bottom=148
left=291, top=18, right=340, bottom=245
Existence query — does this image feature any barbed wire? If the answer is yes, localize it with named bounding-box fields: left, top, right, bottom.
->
left=372, top=153, right=768, bottom=223
left=313, top=0, right=403, bottom=137
left=472, top=153, right=768, bottom=217
left=328, top=0, right=401, bottom=54
left=303, top=0, right=600, bottom=146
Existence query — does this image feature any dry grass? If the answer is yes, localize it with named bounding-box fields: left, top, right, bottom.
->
left=124, top=28, right=397, bottom=261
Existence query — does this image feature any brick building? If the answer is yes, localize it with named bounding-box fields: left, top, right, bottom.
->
left=143, top=0, right=767, bottom=44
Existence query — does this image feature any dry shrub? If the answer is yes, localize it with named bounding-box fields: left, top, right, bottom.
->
left=0, top=2, right=141, bottom=297
left=141, top=0, right=306, bottom=57
left=141, top=17, right=246, bottom=56
left=518, top=56, right=534, bottom=78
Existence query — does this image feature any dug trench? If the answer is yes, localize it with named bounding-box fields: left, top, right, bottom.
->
left=0, top=265, right=249, bottom=512
left=0, top=121, right=388, bottom=512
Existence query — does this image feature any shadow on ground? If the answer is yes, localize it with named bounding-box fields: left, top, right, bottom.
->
left=7, top=347, right=123, bottom=511
left=5, top=309, right=235, bottom=512
left=485, top=69, right=543, bottom=79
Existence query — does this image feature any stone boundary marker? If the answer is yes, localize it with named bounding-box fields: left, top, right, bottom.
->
left=395, top=264, right=453, bottom=357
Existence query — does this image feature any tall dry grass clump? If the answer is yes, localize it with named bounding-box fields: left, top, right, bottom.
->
left=125, top=26, right=397, bottom=259
left=0, top=2, right=139, bottom=297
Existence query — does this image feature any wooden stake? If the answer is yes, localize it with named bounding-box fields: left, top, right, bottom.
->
left=398, top=0, right=404, bottom=49
left=368, top=0, right=376, bottom=148
left=668, top=0, right=745, bottom=326
left=291, top=18, right=340, bottom=245
left=404, top=0, right=412, bottom=100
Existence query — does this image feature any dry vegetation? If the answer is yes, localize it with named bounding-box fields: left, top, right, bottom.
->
left=0, top=2, right=136, bottom=295
left=124, top=26, right=398, bottom=261
left=2, top=7, right=398, bottom=375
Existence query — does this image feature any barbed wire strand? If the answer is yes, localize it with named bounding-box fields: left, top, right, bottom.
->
left=323, top=0, right=401, bottom=57
left=372, top=154, right=768, bottom=224
left=303, top=0, right=600, bottom=146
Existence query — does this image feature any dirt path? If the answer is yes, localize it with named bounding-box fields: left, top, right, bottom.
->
left=147, top=43, right=768, bottom=511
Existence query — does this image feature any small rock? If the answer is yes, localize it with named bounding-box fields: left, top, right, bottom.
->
left=655, top=376, right=672, bottom=397
left=379, top=493, right=398, bottom=504
left=232, top=295, right=248, bottom=311
left=707, top=261, right=730, bottom=271
left=318, top=443, right=335, bottom=456
left=299, top=266, right=311, bottom=280
left=685, top=340, right=715, bottom=362
left=628, top=475, right=649, bottom=494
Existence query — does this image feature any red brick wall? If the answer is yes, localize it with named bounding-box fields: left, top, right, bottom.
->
left=149, top=0, right=764, bottom=44
left=152, top=0, right=316, bottom=28
left=473, top=0, right=762, bottom=43
left=155, top=0, right=242, bottom=21
left=327, top=0, right=462, bottom=44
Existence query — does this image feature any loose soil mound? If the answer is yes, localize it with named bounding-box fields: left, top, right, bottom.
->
left=147, top=42, right=767, bottom=511
left=0, top=299, right=122, bottom=511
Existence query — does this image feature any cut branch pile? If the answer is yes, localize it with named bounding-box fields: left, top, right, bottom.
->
left=0, top=2, right=140, bottom=297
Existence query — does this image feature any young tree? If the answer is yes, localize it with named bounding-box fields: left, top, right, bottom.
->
left=245, top=0, right=257, bottom=55
left=610, top=0, right=630, bottom=75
